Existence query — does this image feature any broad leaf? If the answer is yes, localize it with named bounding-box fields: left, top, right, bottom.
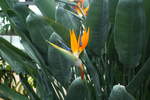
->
left=20, top=36, right=45, bottom=67
left=48, top=33, right=73, bottom=86
left=35, top=70, right=54, bottom=100
left=0, top=0, right=31, bottom=38
left=142, top=0, right=150, bottom=61
left=0, top=0, right=17, bottom=10
left=86, top=0, right=109, bottom=56
left=114, top=0, right=146, bottom=68
left=126, top=56, right=150, bottom=95
left=21, top=36, right=54, bottom=100
left=55, top=6, right=81, bottom=34
left=14, top=3, right=30, bottom=23
left=0, top=84, right=29, bottom=100
left=109, top=0, right=119, bottom=24
left=33, top=0, right=56, bottom=20
left=26, top=12, right=54, bottom=61
left=0, top=37, right=36, bottom=74
left=34, top=16, right=70, bottom=44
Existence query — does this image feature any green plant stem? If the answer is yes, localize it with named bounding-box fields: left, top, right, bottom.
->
left=81, top=51, right=102, bottom=100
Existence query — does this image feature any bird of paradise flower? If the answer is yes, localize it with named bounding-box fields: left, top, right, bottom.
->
left=47, top=28, right=90, bottom=80
left=69, top=0, right=89, bottom=17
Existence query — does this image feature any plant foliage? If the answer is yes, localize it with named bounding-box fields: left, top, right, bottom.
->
left=0, top=0, right=150, bottom=100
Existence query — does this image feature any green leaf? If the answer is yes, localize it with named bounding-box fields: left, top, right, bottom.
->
left=0, top=0, right=31, bottom=38
left=13, top=3, right=30, bottom=22
left=48, top=32, right=73, bottom=86
left=142, top=0, right=150, bottom=61
left=109, top=84, right=135, bottom=100
left=144, top=0, right=150, bottom=34
left=126, top=56, right=150, bottom=95
left=33, top=0, right=56, bottom=20
left=86, top=0, right=110, bottom=56
left=20, top=35, right=45, bottom=67
left=43, top=16, right=70, bottom=44
left=0, top=0, right=30, bottom=23
left=109, top=0, right=119, bottom=24
left=0, top=0, right=45, bottom=67
left=114, top=0, right=146, bottom=68
left=0, top=0, right=17, bottom=10
left=18, top=31, right=55, bottom=100
left=0, top=37, right=36, bottom=74
left=13, top=18, right=55, bottom=100
left=35, top=70, right=54, bottom=100
left=65, top=77, right=91, bottom=100
left=0, top=84, right=29, bottom=100
left=55, top=6, right=81, bottom=33
left=26, top=12, right=54, bottom=61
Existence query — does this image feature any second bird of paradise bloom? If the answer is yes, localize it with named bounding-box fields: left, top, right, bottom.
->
left=69, top=0, right=89, bottom=16
left=49, top=28, right=90, bottom=80
left=75, top=0, right=89, bottom=16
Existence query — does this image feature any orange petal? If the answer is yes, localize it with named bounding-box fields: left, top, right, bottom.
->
left=83, top=6, right=89, bottom=15
left=79, top=28, right=90, bottom=53
left=75, top=7, right=82, bottom=16
left=70, top=30, right=79, bottom=53
left=78, top=33, right=81, bottom=48
left=80, top=0, right=84, bottom=3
